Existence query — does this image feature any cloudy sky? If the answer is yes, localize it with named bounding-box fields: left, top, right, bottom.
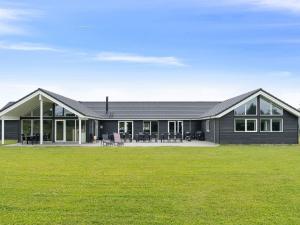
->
left=0, top=0, right=300, bottom=108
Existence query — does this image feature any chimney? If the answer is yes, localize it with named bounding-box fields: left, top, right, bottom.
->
left=106, top=96, right=109, bottom=114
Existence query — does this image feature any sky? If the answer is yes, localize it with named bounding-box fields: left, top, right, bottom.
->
left=0, top=0, right=300, bottom=108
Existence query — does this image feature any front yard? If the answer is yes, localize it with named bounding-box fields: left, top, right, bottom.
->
left=0, top=145, right=299, bottom=225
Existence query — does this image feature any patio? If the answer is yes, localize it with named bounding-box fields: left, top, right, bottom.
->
left=6, top=140, right=218, bottom=147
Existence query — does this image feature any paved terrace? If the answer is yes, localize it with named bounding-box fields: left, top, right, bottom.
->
left=6, top=141, right=218, bottom=147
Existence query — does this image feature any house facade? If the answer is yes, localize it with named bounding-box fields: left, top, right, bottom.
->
left=0, top=88, right=299, bottom=145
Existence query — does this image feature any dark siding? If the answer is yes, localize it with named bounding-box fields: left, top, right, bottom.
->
left=219, top=110, right=298, bottom=144
left=159, top=121, right=168, bottom=134
left=183, top=121, right=191, bottom=134
left=191, top=121, right=202, bottom=135
left=134, top=121, right=143, bottom=135
left=0, top=120, right=20, bottom=140
left=100, top=120, right=118, bottom=136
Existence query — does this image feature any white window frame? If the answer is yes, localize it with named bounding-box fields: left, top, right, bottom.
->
left=167, top=121, right=184, bottom=136
left=260, top=97, right=283, bottom=116
left=260, top=118, right=283, bottom=132
left=118, top=121, right=133, bottom=137
left=234, top=119, right=257, bottom=133
left=143, top=121, right=151, bottom=134
left=234, top=98, right=258, bottom=116
left=206, top=120, right=210, bottom=132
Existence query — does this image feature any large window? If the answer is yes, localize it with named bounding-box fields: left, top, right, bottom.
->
left=55, top=105, right=75, bottom=117
left=22, top=120, right=31, bottom=136
left=260, top=97, right=283, bottom=116
left=234, top=98, right=257, bottom=116
left=261, top=119, right=283, bottom=132
left=143, top=121, right=158, bottom=135
left=235, top=119, right=257, bottom=132
left=143, top=121, right=151, bottom=133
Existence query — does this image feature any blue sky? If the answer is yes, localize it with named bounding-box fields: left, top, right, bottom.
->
left=0, top=0, right=300, bottom=107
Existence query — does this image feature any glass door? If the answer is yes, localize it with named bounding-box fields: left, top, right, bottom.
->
left=177, top=121, right=183, bottom=136
left=55, top=120, right=65, bottom=142
left=126, top=122, right=133, bottom=136
left=118, top=121, right=133, bottom=136
left=168, top=121, right=176, bottom=134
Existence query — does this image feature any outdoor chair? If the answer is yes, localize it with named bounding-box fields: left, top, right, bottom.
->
left=113, top=133, right=124, bottom=146
left=102, top=134, right=112, bottom=146
left=176, top=133, right=183, bottom=142
left=160, top=133, right=168, bottom=142
left=151, top=133, right=158, bottom=142
left=195, top=131, right=204, bottom=141
left=125, top=132, right=132, bottom=142
left=20, top=134, right=26, bottom=144
left=144, top=133, right=151, bottom=142
left=184, top=132, right=191, bottom=141
left=138, top=132, right=145, bottom=142
left=169, top=132, right=175, bottom=142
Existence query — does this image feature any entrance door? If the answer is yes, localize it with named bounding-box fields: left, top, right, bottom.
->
left=55, top=120, right=66, bottom=142
left=168, top=121, right=176, bottom=134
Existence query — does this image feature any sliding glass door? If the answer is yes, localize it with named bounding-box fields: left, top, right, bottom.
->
left=55, top=120, right=65, bottom=142
left=168, top=121, right=183, bottom=135
left=118, top=121, right=133, bottom=136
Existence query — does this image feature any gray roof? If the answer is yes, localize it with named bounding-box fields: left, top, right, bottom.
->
left=0, top=101, right=15, bottom=111
left=4, top=87, right=295, bottom=120
left=199, top=89, right=261, bottom=119
left=39, top=89, right=102, bottom=119
left=80, top=101, right=220, bottom=119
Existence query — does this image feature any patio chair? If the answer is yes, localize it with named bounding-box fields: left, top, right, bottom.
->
left=20, top=134, right=26, bottom=144
left=169, top=132, right=175, bottom=142
left=151, top=133, right=158, bottom=142
left=160, top=133, right=168, bottom=142
left=125, top=132, right=132, bottom=142
left=113, top=133, right=124, bottom=146
left=184, top=132, right=191, bottom=141
left=144, top=133, right=151, bottom=142
left=102, top=134, right=112, bottom=146
left=176, top=133, right=183, bottom=142
left=138, top=132, right=145, bottom=142
left=195, top=131, right=204, bottom=141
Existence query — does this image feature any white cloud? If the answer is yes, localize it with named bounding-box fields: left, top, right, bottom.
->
left=94, top=52, right=185, bottom=66
left=0, top=42, right=61, bottom=52
left=224, top=0, right=300, bottom=12
left=0, top=7, right=38, bottom=35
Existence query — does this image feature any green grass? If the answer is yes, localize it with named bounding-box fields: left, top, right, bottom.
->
left=0, top=145, right=300, bottom=225
left=0, top=139, right=17, bottom=145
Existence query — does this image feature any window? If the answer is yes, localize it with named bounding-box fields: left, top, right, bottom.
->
left=151, top=121, right=158, bottom=135
left=206, top=120, right=210, bottom=132
left=143, top=121, right=159, bottom=135
left=247, top=120, right=257, bottom=132
left=272, top=119, right=283, bottom=132
left=261, top=119, right=271, bottom=132
left=260, top=97, right=283, bottom=116
left=260, top=119, right=283, bottom=132
left=235, top=119, right=257, bottom=132
left=22, top=120, right=31, bottom=136
left=143, top=121, right=151, bottom=133
left=235, top=119, right=246, bottom=132
left=234, top=98, right=257, bottom=116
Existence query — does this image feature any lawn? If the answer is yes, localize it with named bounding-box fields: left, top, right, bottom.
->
left=0, top=145, right=300, bottom=225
